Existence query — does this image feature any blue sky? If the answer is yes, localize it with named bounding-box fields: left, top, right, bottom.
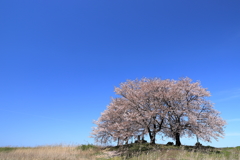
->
left=0, top=0, right=240, bottom=148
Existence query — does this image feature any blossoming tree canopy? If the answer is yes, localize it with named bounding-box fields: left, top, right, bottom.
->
left=91, top=77, right=226, bottom=146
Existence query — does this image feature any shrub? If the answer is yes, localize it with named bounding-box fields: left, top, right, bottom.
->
left=0, top=147, right=17, bottom=152
left=166, top=142, right=174, bottom=146
left=77, top=144, right=97, bottom=151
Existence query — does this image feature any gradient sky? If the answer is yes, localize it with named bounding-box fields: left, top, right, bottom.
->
left=1, top=0, right=240, bottom=148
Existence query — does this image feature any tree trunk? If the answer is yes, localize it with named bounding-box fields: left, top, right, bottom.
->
left=138, top=135, right=141, bottom=141
left=117, top=137, right=120, bottom=146
left=150, top=135, right=156, bottom=144
left=125, top=137, right=128, bottom=145
left=175, top=132, right=181, bottom=146
left=148, top=127, right=156, bottom=144
left=149, top=132, right=156, bottom=144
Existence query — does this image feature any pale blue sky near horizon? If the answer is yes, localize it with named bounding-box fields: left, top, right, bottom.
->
left=0, top=0, right=240, bottom=148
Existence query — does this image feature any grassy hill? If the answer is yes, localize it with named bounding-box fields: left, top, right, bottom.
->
left=0, top=143, right=239, bottom=160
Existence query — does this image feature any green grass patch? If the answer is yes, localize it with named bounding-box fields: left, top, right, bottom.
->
left=0, top=147, right=18, bottom=152
left=76, top=144, right=98, bottom=151
left=0, top=147, right=34, bottom=153
left=235, top=146, right=240, bottom=149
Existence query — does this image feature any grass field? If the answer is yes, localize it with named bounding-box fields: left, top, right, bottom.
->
left=0, top=143, right=239, bottom=160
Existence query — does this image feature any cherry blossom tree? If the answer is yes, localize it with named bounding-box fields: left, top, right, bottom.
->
left=91, top=77, right=226, bottom=146
left=158, top=78, right=226, bottom=146
left=114, top=78, right=169, bottom=144
left=91, top=98, right=142, bottom=145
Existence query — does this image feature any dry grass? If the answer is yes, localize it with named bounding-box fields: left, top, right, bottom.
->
left=118, top=145, right=240, bottom=160
left=0, top=144, right=239, bottom=160
left=0, top=145, right=106, bottom=160
left=122, top=149, right=240, bottom=160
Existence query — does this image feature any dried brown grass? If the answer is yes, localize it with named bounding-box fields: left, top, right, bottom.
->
left=0, top=145, right=105, bottom=160
left=124, top=147, right=240, bottom=160
left=0, top=145, right=239, bottom=160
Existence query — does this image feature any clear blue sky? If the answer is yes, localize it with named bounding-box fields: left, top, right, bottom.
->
left=0, top=0, right=240, bottom=148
